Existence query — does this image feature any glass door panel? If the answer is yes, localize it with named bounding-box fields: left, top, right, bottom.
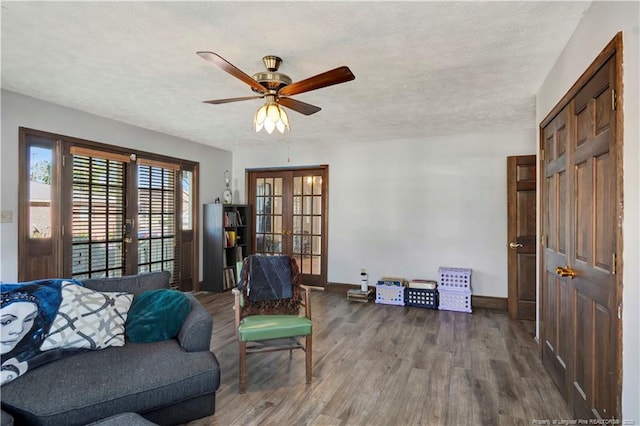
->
left=137, top=162, right=177, bottom=286
left=255, top=177, right=284, bottom=255
left=71, top=151, right=126, bottom=279
left=293, top=174, right=323, bottom=276
left=28, top=146, right=53, bottom=239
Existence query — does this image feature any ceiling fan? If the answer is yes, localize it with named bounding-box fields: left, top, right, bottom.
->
left=196, top=52, right=355, bottom=133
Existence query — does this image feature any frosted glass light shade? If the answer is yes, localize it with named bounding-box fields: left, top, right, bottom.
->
left=254, top=102, right=290, bottom=134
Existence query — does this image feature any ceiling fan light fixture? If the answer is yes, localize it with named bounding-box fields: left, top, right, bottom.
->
left=198, top=52, right=354, bottom=134
left=266, top=104, right=281, bottom=122
left=254, top=99, right=290, bottom=134
left=264, top=119, right=276, bottom=134
left=254, top=104, right=267, bottom=132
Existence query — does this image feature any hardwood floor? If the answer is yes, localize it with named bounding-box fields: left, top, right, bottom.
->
left=189, top=290, right=571, bottom=426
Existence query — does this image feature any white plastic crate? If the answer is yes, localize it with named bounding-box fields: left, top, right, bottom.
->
left=375, top=284, right=405, bottom=306
left=438, top=267, right=472, bottom=292
left=438, top=290, right=472, bottom=313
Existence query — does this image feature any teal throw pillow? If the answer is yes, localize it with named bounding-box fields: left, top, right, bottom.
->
left=125, top=289, right=191, bottom=343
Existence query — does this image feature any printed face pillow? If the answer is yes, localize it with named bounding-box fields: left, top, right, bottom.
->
left=1, top=279, right=78, bottom=385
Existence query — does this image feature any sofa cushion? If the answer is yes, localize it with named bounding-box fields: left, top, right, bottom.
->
left=41, top=283, right=133, bottom=350
left=81, top=271, right=170, bottom=296
left=126, top=289, right=190, bottom=343
left=0, top=339, right=220, bottom=426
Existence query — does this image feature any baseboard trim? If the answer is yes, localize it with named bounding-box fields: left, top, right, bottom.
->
left=326, top=282, right=360, bottom=293
left=471, top=295, right=508, bottom=311
left=328, top=283, right=507, bottom=311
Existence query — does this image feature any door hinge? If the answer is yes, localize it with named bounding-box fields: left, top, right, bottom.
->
left=618, top=304, right=622, bottom=319
left=62, top=155, right=66, bottom=167
left=611, top=89, right=616, bottom=111
left=612, top=253, right=617, bottom=275
left=61, top=225, right=65, bottom=236
left=540, top=149, right=545, bottom=161
left=541, top=234, right=545, bottom=247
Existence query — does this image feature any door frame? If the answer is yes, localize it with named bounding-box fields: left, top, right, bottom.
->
left=246, top=165, right=329, bottom=287
left=17, top=127, right=200, bottom=291
left=538, top=32, right=623, bottom=417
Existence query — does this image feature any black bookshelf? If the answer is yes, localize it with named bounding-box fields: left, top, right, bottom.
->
left=202, top=203, right=251, bottom=292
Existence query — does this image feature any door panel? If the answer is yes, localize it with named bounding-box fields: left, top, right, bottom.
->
left=18, top=135, right=60, bottom=281
left=255, top=176, right=285, bottom=255
left=542, top=106, right=570, bottom=399
left=178, top=168, right=196, bottom=291
left=70, top=149, right=128, bottom=279
left=507, top=155, right=537, bottom=320
left=137, top=162, right=178, bottom=283
left=569, top=57, right=617, bottom=420
left=541, top=45, right=620, bottom=420
left=291, top=171, right=324, bottom=278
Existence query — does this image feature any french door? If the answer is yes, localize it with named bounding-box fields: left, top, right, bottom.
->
left=247, top=166, right=328, bottom=287
left=19, top=128, right=198, bottom=290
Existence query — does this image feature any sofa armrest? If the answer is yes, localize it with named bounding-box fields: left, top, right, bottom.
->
left=177, top=293, right=213, bottom=352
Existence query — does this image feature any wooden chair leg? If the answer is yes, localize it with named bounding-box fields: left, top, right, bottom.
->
left=239, top=341, right=247, bottom=394
left=305, top=334, right=312, bottom=384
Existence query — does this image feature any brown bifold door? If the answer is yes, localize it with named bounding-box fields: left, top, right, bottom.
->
left=507, top=155, right=537, bottom=320
left=541, top=106, right=572, bottom=399
left=540, top=36, right=621, bottom=420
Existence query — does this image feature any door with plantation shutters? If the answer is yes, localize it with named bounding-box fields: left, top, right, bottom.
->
left=19, top=129, right=198, bottom=290
left=66, top=152, right=182, bottom=285
left=64, top=152, right=192, bottom=289
left=136, top=160, right=180, bottom=287
left=66, top=147, right=131, bottom=279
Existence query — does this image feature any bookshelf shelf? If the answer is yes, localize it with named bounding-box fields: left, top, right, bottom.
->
left=203, top=203, right=251, bottom=292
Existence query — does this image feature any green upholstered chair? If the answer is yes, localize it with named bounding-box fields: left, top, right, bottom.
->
left=232, top=255, right=312, bottom=394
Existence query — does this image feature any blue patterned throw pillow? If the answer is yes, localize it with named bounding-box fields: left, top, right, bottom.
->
left=125, top=289, right=191, bottom=343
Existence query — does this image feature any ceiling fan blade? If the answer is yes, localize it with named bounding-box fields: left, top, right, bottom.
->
left=278, top=66, right=355, bottom=97
left=278, top=97, right=322, bottom=115
left=197, top=51, right=267, bottom=93
left=203, top=95, right=264, bottom=105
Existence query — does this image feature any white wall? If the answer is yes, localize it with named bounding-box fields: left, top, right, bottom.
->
left=0, top=90, right=232, bottom=282
left=536, top=1, right=639, bottom=421
left=233, top=130, right=535, bottom=298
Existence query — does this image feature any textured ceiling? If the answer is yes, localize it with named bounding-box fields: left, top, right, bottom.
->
left=1, top=1, right=591, bottom=151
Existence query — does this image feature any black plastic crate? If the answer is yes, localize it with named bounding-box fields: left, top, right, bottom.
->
left=405, top=287, right=438, bottom=309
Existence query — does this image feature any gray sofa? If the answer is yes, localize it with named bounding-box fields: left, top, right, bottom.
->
left=1, top=271, right=220, bottom=426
